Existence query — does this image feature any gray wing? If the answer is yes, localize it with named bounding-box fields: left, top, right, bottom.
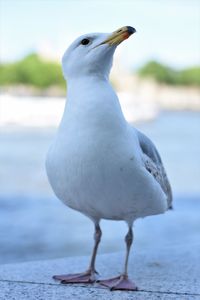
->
left=137, top=129, right=173, bottom=209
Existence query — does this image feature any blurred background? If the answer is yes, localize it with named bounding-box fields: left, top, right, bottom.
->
left=0, top=0, right=200, bottom=265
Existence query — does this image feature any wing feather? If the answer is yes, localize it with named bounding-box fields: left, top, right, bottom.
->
left=137, top=130, right=173, bottom=209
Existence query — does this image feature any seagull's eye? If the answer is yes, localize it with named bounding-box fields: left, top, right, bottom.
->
left=81, top=38, right=90, bottom=45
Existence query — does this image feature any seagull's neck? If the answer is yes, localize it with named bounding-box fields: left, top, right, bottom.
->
left=60, top=75, right=126, bottom=131
left=66, top=75, right=109, bottom=100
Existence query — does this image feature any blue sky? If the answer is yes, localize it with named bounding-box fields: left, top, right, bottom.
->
left=0, top=0, right=200, bottom=69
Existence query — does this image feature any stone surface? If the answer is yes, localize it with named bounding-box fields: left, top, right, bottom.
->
left=0, top=243, right=199, bottom=299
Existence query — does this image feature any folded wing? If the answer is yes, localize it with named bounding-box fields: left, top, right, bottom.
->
left=137, top=130, right=173, bottom=209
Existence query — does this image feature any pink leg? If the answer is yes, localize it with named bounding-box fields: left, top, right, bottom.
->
left=98, top=227, right=138, bottom=291
left=53, top=224, right=102, bottom=284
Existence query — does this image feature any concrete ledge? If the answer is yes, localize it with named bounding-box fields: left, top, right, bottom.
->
left=0, top=243, right=199, bottom=299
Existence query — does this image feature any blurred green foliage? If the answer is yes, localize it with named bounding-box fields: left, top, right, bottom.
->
left=0, top=53, right=65, bottom=88
left=0, top=55, right=199, bottom=88
left=138, top=61, right=200, bottom=86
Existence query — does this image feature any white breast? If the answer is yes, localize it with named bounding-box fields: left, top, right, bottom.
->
left=46, top=77, right=167, bottom=224
left=46, top=125, right=167, bottom=223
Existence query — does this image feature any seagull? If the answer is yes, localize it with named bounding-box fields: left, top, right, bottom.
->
left=46, top=26, right=172, bottom=291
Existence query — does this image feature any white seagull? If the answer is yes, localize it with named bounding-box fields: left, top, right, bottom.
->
left=46, top=26, right=172, bottom=291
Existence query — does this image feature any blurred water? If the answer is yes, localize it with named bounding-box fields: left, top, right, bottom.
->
left=0, top=111, right=200, bottom=264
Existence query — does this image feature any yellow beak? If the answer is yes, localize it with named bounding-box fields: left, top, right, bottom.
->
left=100, top=26, right=136, bottom=46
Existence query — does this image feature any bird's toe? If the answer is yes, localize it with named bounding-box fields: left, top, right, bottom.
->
left=53, top=269, right=98, bottom=284
left=98, top=275, right=138, bottom=291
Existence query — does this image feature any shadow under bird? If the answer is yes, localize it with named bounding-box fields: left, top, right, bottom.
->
left=46, top=26, right=172, bottom=291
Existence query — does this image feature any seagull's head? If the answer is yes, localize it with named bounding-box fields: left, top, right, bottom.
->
left=62, top=26, right=136, bottom=80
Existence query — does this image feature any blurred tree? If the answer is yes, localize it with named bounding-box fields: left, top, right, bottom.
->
left=0, top=53, right=66, bottom=89
left=177, top=67, right=200, bottom=86
left=0, top=55, right=200, bottom=88
left=138, top=61, right=200, bottom=86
